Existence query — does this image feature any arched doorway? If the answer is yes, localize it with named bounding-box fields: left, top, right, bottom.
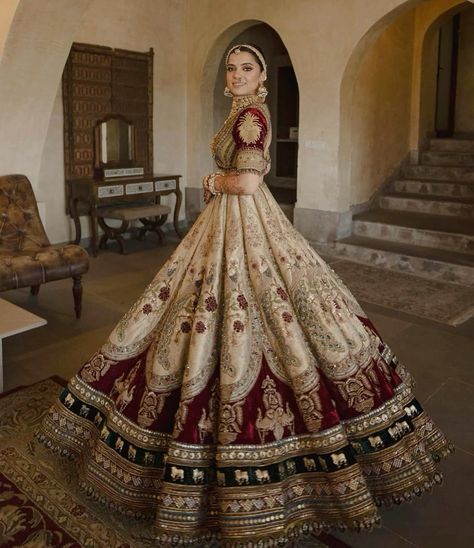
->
left=420, top=2, right=474, bottom=140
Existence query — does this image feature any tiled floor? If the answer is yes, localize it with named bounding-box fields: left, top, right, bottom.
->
left=2, top=235, right=473, bottom=547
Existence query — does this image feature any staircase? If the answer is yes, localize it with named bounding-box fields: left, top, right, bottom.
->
left=334, top=137, right=474, bottom=286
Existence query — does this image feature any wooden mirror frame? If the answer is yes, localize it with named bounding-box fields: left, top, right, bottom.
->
left=94, top=114, right=137, bottom=175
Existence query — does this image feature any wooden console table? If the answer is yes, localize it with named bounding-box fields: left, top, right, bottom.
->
left=68, top=174, right=182, bottom=256
left=0, top=299, right=47, bottom=392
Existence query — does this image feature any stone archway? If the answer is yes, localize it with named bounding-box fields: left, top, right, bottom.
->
left=338, top=0, right=471, bottom=218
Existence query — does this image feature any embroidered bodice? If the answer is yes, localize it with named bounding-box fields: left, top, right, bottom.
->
left=211, top=94, right=272, bottom=175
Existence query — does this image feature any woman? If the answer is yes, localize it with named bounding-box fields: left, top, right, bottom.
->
left=38, top=44, right=452, bottom=546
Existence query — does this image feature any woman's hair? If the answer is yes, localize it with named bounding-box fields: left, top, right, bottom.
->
left=227, top=44, right=266, bottom=72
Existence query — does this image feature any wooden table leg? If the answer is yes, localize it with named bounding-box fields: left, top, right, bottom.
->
left=173, top=188, right=183, bottom=238
left=90, top=208, right=99, bottom=257
left=70, top=197, right=82, bottom=245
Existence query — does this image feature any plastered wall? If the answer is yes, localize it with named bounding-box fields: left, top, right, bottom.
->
left=455, top=6, right=474, bottom=133
left=349, top=11, right=414, bottom=207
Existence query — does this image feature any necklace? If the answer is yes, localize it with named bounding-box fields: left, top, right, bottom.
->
left=230, top=94, right=263, bottom=115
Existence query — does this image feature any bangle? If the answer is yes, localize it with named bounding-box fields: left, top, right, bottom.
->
left=206, top=171, right=223, bottom=195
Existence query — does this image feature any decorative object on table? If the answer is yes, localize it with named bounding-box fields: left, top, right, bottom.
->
left=0, top=174, right=89, bottom=318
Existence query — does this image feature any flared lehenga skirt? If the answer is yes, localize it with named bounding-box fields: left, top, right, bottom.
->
left=38, top=183, right=452, bottom=547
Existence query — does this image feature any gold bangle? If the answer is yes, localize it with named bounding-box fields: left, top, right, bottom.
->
left=208, top=172, right=223, bottom=195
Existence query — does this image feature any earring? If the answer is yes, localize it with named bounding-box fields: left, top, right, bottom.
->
left=224, top=86, right=233, bottom=97
left=257, top=83, right=268, bottom=100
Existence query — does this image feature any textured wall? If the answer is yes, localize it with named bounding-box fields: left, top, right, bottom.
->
left=349, top=11, right=414, bottom=206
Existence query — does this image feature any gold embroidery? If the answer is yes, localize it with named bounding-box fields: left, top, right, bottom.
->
left=197, top=381, right=218, bottom=442
left=80, top=352, right=116, bottom=383
left=335, top=371, right=375, bottom=413
left=237, top=111, right=263, bottom=145
left=218, top=401, right=244, bottom=444
left=256, top=376, right=295, bottom=442
left=111, top=362, right=140, bottom=412
left=137, top=389, right=167, bottom=428
left=297, top=387, right=323, bottom=431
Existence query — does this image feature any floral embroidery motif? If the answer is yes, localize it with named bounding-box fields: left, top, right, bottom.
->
left=180, top=321, right=191, bottom=333
left=195, top=321, right=206, bottom=333
left=276, top=287, right=289, bottom=301
left=204, top=295, right=218, bottom=312
left=237, top=294, right=248, bottom=310
left=158, top=287, right=170, bottom=301
left=142, top=303, right=152, bottom=315
left=282, top=311, right=293, bottom=323
left=335, top=371, right=375, bottom=413
left=256, top=376, right=295, bottom=442
left=138, top=390, right=167, bottom=428
left=233, top=320, right=244, bottom=333
left=298, top=387, right=323, bottom=432
left=80, top=353, right=116, bottom=383
left=218, top=401, right=244, bottom=444
left=237, top=111, right=263, bottom=145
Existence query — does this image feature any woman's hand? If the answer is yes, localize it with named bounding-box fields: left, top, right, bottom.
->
left=215, top=171, right=262, bottom=195
left=204, top=187, right=213, bottom=204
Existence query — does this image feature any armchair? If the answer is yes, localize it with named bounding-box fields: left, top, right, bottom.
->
left=0, top=174, right=89, bottom=318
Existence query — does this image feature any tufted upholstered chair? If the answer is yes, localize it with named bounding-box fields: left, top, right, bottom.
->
left=0, top=174, right=89, bottom=318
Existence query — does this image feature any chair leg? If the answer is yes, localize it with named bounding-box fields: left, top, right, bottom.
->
left=30, top=285, right=40, bottom=296
left=72, top=275, right=83, bottom=319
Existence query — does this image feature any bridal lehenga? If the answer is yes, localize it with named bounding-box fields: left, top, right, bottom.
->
left=38, top=94, right=453, bottom=547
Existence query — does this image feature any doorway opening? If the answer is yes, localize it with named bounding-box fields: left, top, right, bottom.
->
left=434, top=14, right=460, bottom=137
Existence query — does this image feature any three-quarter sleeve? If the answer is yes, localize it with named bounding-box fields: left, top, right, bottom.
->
left=231, top=107, right=268, bottom=175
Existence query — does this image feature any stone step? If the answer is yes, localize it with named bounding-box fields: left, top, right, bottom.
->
left=334, top=235, right=474, bottom=286
left=429, top=138, right=474, bottom=152
left=392, top=179, right=474, bottom=198
left=379, top=192, right=474, bottom=217
left=403, top=164, right=474, bottom=181
left=421, top=151, right=474, bottom=166
left=353, top=209, right=474, bottom=254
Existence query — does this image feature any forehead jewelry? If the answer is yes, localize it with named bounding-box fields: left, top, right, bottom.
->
left=226, top=44, right=267, bottom=76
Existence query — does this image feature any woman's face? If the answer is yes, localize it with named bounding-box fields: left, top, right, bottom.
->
left=226, top=50, right=264, bottom=97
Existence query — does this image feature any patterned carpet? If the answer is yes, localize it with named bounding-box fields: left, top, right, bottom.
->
left=0, top=378, right=347, bottom=548
left=331, top=260, right=474, bottom=325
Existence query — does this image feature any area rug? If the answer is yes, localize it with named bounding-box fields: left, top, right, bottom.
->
left=330, top=259, right=474, bottom=326
left=0, top=378, right=349, bottom=548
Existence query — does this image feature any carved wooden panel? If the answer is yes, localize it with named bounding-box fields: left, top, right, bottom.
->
left=63, top=43, right=153, bottom=182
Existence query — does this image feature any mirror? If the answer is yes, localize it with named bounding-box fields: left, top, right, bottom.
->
left=94, top=115, right=135, bottom=169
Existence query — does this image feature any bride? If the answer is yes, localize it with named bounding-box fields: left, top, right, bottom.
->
left=38, top=44, right=452, bottom=547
